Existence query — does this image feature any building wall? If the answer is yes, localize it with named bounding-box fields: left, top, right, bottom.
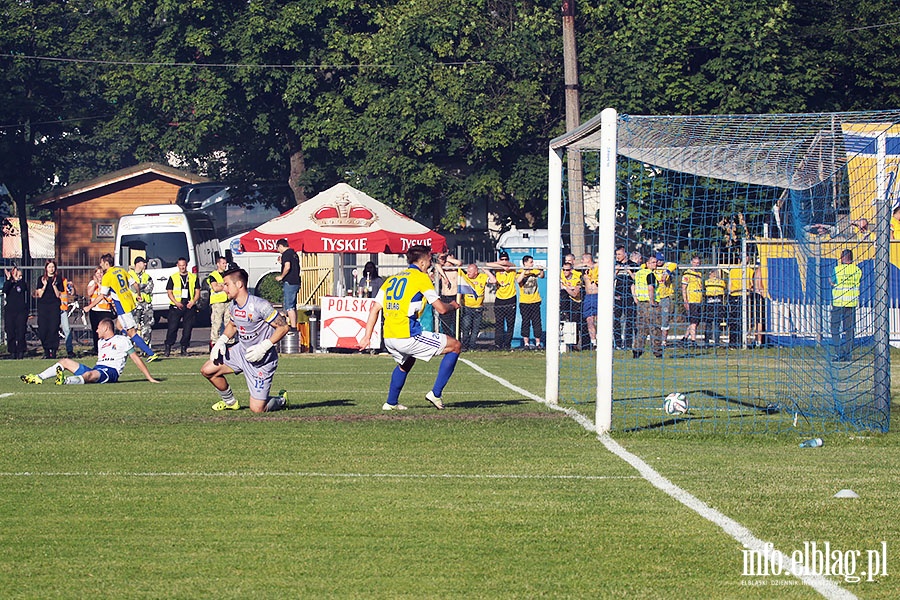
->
left=54, top=175, right=181, bottom=264
left=51, top=174, right=186, bottom=297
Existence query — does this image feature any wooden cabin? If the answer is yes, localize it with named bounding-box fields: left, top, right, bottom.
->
left=34, top=162, right=208, bottom=264
left=32, top=163, right=208, bottom=296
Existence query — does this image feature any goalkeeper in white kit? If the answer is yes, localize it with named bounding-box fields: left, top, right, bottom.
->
left=201, top=267, right=291, bottom=413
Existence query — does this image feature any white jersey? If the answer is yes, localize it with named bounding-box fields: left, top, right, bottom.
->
left=230, top=294, right=279, bottom=349
left=96, top=334, right=135, bottom=374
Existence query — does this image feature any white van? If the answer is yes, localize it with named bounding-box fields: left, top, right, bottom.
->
left=114, top=205, right=220, bottom=317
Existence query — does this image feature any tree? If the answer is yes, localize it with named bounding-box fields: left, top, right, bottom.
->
left=310, top=0, right=564, bottom=229
left=0, top=0, right=121, bottom=259
left=5, top=0, right=900, bottom=250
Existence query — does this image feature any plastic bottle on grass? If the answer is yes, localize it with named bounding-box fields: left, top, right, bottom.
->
left=799, top=438, right=823, bottom=448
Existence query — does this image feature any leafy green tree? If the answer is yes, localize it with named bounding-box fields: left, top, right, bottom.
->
left=6, top=0, right=900, bottom=254
left=0, top=0, right=120, bottom=259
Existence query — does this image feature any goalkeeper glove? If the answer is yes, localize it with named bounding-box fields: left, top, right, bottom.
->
left=245, top=339, right=273, bottom=362
left=210, top=334, right=229, bottom=364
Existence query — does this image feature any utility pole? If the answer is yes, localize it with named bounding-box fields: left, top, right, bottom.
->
left=562, top=0, right=585, bottom=257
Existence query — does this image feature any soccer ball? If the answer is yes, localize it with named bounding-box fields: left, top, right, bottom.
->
left=663, top=392, right=688, bottom=415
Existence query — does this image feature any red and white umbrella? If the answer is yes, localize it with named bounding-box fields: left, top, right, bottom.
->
left=239, top=183, right=447, bottom=254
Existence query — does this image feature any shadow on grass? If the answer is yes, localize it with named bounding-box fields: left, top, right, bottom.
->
left=447, top=399, right=530, bottom=409
left=616, top=389, right=782, bottom=433
left=288, top=399, right=356, bottom=410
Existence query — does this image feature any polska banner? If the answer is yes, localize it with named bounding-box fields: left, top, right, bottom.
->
left=319, top=296, right=381, bottom=350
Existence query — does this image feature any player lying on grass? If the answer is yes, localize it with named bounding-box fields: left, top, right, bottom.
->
left=201, top=267, right=290, bottom=413
left=21, top=317, right=159, bottom=385
left=357, top=244, right=462, bottom=411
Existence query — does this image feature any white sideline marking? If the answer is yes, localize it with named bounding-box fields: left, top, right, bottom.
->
left=461, top=358, right=857, bottom=600
left=0, top=393, right=14, bottom=398
left=0, top=471, right=638, bottom=482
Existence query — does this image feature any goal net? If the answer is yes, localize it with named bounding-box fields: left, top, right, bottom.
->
left=547, top=109, right=895, bottom=434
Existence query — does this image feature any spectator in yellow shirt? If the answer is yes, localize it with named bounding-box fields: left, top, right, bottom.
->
left=681, top=255, right=704, bottom=345
left=458, top=263, right=495, bottom=351
left=516, top=255, right=545, bottom=349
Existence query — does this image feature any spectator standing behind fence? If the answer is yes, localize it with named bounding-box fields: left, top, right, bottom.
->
left=560, top=261, right=582, bottom=327
left=516, top=255, right=544, bottom=349
left=164, top=257, right=199, bottom=356
left=458, top=263, right=494, bottom=351
left=613, top=247, right=634, bottom=351
left=851, top=218, right=875, bottom=241
left=831, top=249, right=862, bottom=362
left=435, top=251, right=462, bottom=337
left=59, top=274, right=76, bottom=356
left=578, top=253, right=599, bottom=349
left=680, top=255, right=704, bottom=345
left=751, top=260, right=767, bottom=348
left=128, top=257, right=155, bottom=349
left=357, top=261, right=384, bottom=298
left=891, top=205, right=900, bottom=240
left=627, top=251, right=643, bottom=346
left=486, top=251, right=516, bottom=350
left=632, top=255, right=662, bottom=359
left=33, top=259, right=63, bottom=359
left=86, top=267, right=115, bottom=355
left=3, top=266, right=28, bottom=359
left=275, top=239, right=301, bottom=329
left=652, top=252, right=677, bottom=349
left=727, top=258, right=753, bottom=348
left=704, top=268, right=727, bottom=347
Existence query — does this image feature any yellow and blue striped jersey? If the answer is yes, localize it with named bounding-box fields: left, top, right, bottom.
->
left=101, top=266, right=137, bottom=314
left=375, top=266, right=439, bottom=339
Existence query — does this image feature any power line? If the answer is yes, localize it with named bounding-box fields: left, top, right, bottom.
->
left=0, top=114, right=113, bottom=130
left=846, top=20, right=900, bottom=33
left=0, top=53, right=491, bottom=70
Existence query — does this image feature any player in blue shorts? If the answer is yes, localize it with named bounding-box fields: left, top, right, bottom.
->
left=202, top=267, right=291, bottom=413
left=21, top=318, right=159, bottom=385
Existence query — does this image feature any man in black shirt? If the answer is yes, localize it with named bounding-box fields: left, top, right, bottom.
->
left=275, top=239, right=301, bottom=328
left=613, top=246, right=635, bottom=351
left=3, top=266, right=29, bottom=359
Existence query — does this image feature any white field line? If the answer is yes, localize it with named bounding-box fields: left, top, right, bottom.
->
left=0, top=471, right=638, bottom=481
left=460, top=358, right=857, bottom=600
left=0, top=393, right=13, bottom=398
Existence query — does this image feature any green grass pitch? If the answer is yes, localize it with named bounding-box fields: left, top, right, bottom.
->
left=0, top=351, right=897, bottom=598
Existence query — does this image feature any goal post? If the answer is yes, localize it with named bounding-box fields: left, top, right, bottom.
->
left=548, top=109, right=895, bottom=434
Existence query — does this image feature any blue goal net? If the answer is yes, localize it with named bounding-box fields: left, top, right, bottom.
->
left=548, top=109, right=895, bottom=434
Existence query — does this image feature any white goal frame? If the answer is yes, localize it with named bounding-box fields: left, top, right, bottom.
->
left=547, top=107, right=618, bottom=433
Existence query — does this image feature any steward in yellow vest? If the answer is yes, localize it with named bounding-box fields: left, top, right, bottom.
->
left=207, top=256, right=232, bottom=346
left=831, top=249, right=862, bottom=362
left=704, top=269, right=727, bottom=347
left=128, top=256, right=155, bottom=343
left=632, top=255, right=663, bottom=358
left=207, top=269, right=228, bottom=305
left=164, top=257, right=200, bottom=357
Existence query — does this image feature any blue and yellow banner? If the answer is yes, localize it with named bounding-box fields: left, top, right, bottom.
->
left=842, top=122, right=900, bottom=224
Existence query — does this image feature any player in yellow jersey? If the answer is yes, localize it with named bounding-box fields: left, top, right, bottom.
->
left=358, top=245, right=462, bottom=411
left=84, top=253, right=158, bottom=361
